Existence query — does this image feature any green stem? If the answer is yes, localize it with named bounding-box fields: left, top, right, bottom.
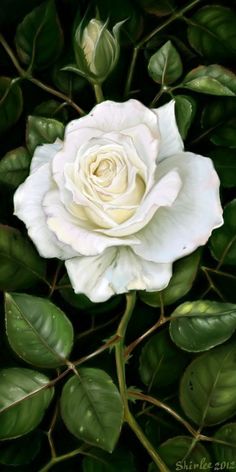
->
left=39, top=446, right=88, bottom=472
left=124, top=0, right=202, bottom=96
left=115, top=292, right=169, bottom=471
left=93, top=83, right=104, bottom=103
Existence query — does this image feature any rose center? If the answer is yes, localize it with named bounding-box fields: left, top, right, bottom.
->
left=93, top=158, right=115, bottom=179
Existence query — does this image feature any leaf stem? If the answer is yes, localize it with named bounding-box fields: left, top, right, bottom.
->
left=124, top=0, right=202, bottom=96
left=93, top=83, right=104, bottom=103
left=115, top=292, right=169, bottom=471
left=39, top=445, right=89, bottom=472
left=0, top=33, right=85, bottom=115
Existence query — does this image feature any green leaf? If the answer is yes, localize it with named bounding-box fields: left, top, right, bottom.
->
left=0, top=225, right=46, bottom=291
left=209, top=148, right=236, bottom=188
left=0, top=77, right=23, bottom=134
left=0, top=367, right=54, bottom=439
left=60, top=368, right=124, bottom=452
left=170, top=300, right=236, bottom=352
left=149, top=436, right=212, bottom=471
left=59, top=274, right=122, bottom=315
left=148, top=40, right=183, bottom=85
left=139, top=249, right=201, bottom=307
left=82, top=447, right=136, bottom=472
left=210, top=200, right=236, bottom=266
left=139, top=328, right=188, bottom=389
left=210, top=119, right=236, bottom=148
left=26, top=116, right=64, bottom=154
left=0, top=147, right=31, bottom=188
left=213, top=423, right=236, bottom=465
left=187, top=6, right=236, bottom=63
left=0, top=431, right=42, bottom=466
left=201, top=98, right=236, bottom=130
left=174, top=95, right=196, bottom=139
left=183, top=65, right=236, bottom=96
left=15, top=0, right=63, bottom=70
left=140, top=329, right=188, bottom=388
left=5, top=293, right=74, bottom=368
left=138, top=0, right=175, bottom=17
left=180, top=343, right=236, bottom=426
left=33, top=100, right=68, bottom=123
left=51, top=55, right=87, bottom=95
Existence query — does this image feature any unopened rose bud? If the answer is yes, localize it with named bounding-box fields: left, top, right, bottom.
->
left=74, top=18, right=123, bottom=84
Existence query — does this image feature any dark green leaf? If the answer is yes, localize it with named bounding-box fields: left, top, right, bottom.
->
left=149, top=436, right=212, bottom=471
left=139, top=250, right=201, bottom=307
left=60, top=368, right=123, bottom=452
left=0, top=368, right=54, bottom=439
left=51, top=55, right=87, bottom=95
left=148, top=40, right=183, bottom=85
left=213, top=423, right=236, bottom=465
left=15, top=0, right=63, bottom=70
left=0, top=225, right=46, bottom=291
left=0, top=431, right=42, bottom=466
left=174, top=95, right=196, bottom=139
left=139, top=329, right=188, bottom=389
left=26, top=116, right=64, bottom=154
left=183, top=65, right=236, bottom=96
left=138, top=0, right=175, bottom=17
left=82, top=447, right=136, bottom=472
left=210, top=119, right=236, bottom=148
left=170, top=300, right=236, bottom=352
left=180, top=343, right=236, bottom=426
left=210, top=200, right=236, bottom=266
left=187, top=6, right=236, bottom=63
left=0, top=77, right=23, bottom=134
left=33, top=100, right=68, bottom=122
left=0, top=147, right=31, bottom=188
left=5, top=292, right=74, bottom=368
left=209, top=148, right=236, bottom=188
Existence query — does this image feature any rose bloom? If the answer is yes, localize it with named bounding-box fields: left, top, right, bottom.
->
left=14, top=100, right=223, bottom=302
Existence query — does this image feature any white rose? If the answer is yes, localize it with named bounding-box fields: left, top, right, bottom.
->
left=14, top=100, right=223, bottom=302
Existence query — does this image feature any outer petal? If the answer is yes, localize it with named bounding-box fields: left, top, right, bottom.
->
left=153, top=100, right=184, bottom=161
left=30, top=139, right=63, bottom=173
left=65, top=247, right=172, bottom=302
left=132, top=152, right=223, bottom=263
left=43, top=188, right=139, bottom=256
left=14, top=164, right=76, bottom=259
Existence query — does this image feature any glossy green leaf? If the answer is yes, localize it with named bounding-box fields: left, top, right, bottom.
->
left=180, top=343, right=236, bottom=426
left=213, top=423, right=236, bottom=465
left=5, top=292, right=74, bottom=368
left=26, top=115, right=64, bottom=154
left=187, top=6, right=236, bottom=62
left=52, top=55, right=87, bottom=95
left=174, top=95, right=196, bottom=139
left=0, top=225, right=46, bottom=291
left=138, top=0, right=175, bottom=17
left=139, top=328, right=188, bottom=389
left=0, top=368, right=54, bottom=439
left=170, top=300, right=236, bottom=352
left=0, top=431, right=42, bottom=466
left=33, top=100, right=68, bottom=122
left=139, top=250, right=201, bottom=307
left=149, top=436, right=212, bottom=471
left=60, top=368, right=123, bottom=452
left=15, top=0, right=63, bottom=70
left=0, top=147, right=31, bottom=188
left=210, top=200, right=236, bottom=266
left=148, top=40, right=183, bottom=85
left=82, top=448, right=136, bottom=472
left=0, top=77, right=23, bottom=134
left=59, top=274, right=122, bottom=315
left=209, top=148, right=236, bottom=188
left=183, top=65, right=236, bottom=96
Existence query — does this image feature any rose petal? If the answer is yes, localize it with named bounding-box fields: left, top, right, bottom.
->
left=66, top=247, right=172, bottom=302
left=153, top=100, right=184, bottom=161
left=30, top=139, right=63, bottom=173
left=14, top=164, right=76, bottom=259
left=96, top=170, right=182, bottom=237
left=132, top=152, right=223, bottom=263
left=43, top=188, right=140, bottom=256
